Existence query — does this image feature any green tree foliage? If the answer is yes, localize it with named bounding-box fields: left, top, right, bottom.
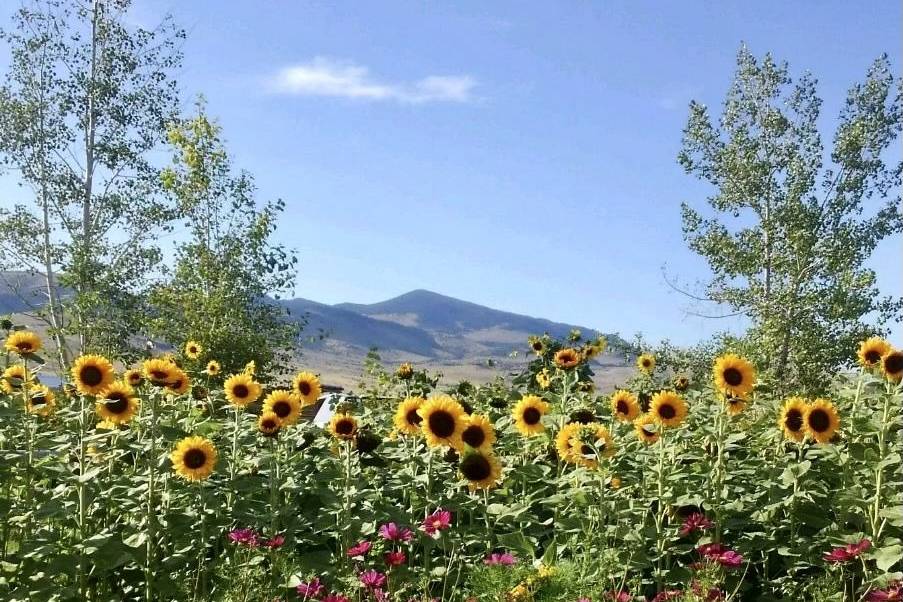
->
left=149, top=102, right=301, bottom=377
left=678, top=45, right=902, bottom=393
left=0, top=0, right=183, bottom=363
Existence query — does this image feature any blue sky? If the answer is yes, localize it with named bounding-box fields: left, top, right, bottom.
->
left=2, top=1, right=901, bottom=345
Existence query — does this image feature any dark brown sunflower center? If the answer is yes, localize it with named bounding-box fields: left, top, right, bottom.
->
left=232, top=384, right=249, bottom=399
left=580, top=444, right=595, bottom=457
left=169, top=379, right=184, bottom=390
left=864, top=350, right=881, bottom=363
left=616, top=400, right=630, bottom=415
left=723, top=368, right=743, bottom=387
left=31, top=394, right=47, bottom=406
left=150, top=370, right=169, bottom=384
left=808, top=409, right=830, bottom=433
left=273, top=400, right=291, bottom=418
left=461, top=425, right=486, bottom=448
left=885, top=353, right=903, bottom=374
left=642, top=359, right=651, bottom=367
left=428, top=410, right=455, bottom=438
left=658, top=404, right=677, bottom=419
left=183, top=449, right=207, bottom=469
left=104, top=393, right=129, bottom=414
left=406, top=409, right=422, bottom=426
left=79, top=366, right=103, bottom=387
left=460, top=454, right=491, bottom=481
left=522, top=407, right=542, bottom=425
left=297, top=381, right=311, bottom=395
left=261, top=418, right=278, bottom=431
left=336, top=419, right=354, bottom=435
left=16, top=342, right=33, bottom=352
left=641, top=426, right=656, bottom=437
left=532, top=342, right=543, bottom=351
left=785, top=409, right=803, bottom=432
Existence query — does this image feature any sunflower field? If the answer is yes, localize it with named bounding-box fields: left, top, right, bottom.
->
left=1, top=327, right=902, bottom=602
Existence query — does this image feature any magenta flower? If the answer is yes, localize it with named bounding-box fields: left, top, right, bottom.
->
left=384, top=551, right=407, bottom=566
left=680, top=513, right=714, bottom=537
left=359, top=569, right=387, bottom=589
left=483, top=552, right=517, bottom=566
left=824, top=539, right=872, bottom=564
left=296, top=577, right=324, bottom=598
left=378, top=522, right=414, bottom=543
left=651, top=591, right=683, bottom=602
left=421, top=508, right=453, bottom=536
left=264, top=534, right=285, bottom=549
left=867, top=581, right=902, bottom=601
left=228, top=528, right=259, bottom=547
left=346, top=540, right=372, bottom=558
left=716, top=550, right=744, bottom=568
left=696, top=543, right=725, bottom=557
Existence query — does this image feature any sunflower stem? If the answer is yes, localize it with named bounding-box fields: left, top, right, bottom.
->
left=870, top=391, right=892, bottom=541
left=654, top=428, right=667, bottom=592
left=77, top=390, right=89, bottom=599
left=145, top=391, right=159, bottom=602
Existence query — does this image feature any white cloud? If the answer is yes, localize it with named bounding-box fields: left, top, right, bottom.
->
left=269, top=57, right=477, bottom=104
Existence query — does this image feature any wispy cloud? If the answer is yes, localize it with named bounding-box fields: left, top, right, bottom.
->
left=268, top=57, right=477, bottom=104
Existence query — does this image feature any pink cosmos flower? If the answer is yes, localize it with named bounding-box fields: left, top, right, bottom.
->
left=264, top=534, right=285, bottom=549
left=228, top=528, right=259, bottom=547
left=422, top=508, right=453, bottom=536
left=868, top=581, right=902, bottom=601
left=359, top=569, right=387, bottom=589
left=716, top=550, right=744, bottom=568
left=483, top=552, right=517, bottom=566
left=296, top=577, right=324, bottom=598
left=378, top=522, right=414, bottom=543
left=346, top=540, right=372, bottom=558
left=824, top=539, right=872, bottom=564
left=384, top=551, right=407, bottom=566
left=680, top=513, right=714, bottom=537
left=696, top=543, right=725, bottom=557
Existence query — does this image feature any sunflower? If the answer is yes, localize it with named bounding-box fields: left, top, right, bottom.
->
left=258, top=412, right=281, bottom=437
left=880, top=349, right=903, bottom=383
left=26, top=384, right=56, bottom=416
left=292, top=371, right=322, bottom=405
left=778, top=397, right=808, bottom=442
left=396, top=362, right=414, bottom=380
left=713, top=354, right=756, bottom=397
left=637, top=353, right=655, bottom=374
left=205, top=360, right=221, bottom=376
left=858, top=337, right=891, bottom=368
left=329, top=413, right=359, bottom=440
left=610, top=390, right=640, bottom=422
left=535, top=370, right=551, bottom=390
left=184, top=340, right=202, bottom=360
left=804, top=398, right=841, bottom=444
left=224, top=373, right=262, bottom=408
left=528, top=336, right=546, bottom=356
left=554, top=348, right=582, bottom=370
left=96, top=382, right=139, bottom=424
left=674, top=375, right=690, bottom=392
left=1, top=364, right=32, bottom=394
left=262, top=389, right=302, bottom=426
left=723, top=394, right=748, bottom=416
left=555, top=422, right=583, bottom=462
left=568, top=423, right=616, bottom=469
left=418, top=395, right=466, bottom=448
left=4, top=330, right=41, bottom=355
left=460, top=414, right=496, bottom=450
left=459, top=448, right=502, bottom=491
left=512, top=395, right=550, bottom=436
left=143, top=358, right=177, bottom=387
left=633, top=414, right=660, bottom=444
left=649, top=391, right=688, bottom=428
left=165, top=368, right=191, bottom=396
left=393, top=397, right=425, bottom=436
left=71, top=355, right=115, bottom=396
left=124, top=369, right=144, bottom=387
left=170, top=436, right=217, bottom=481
